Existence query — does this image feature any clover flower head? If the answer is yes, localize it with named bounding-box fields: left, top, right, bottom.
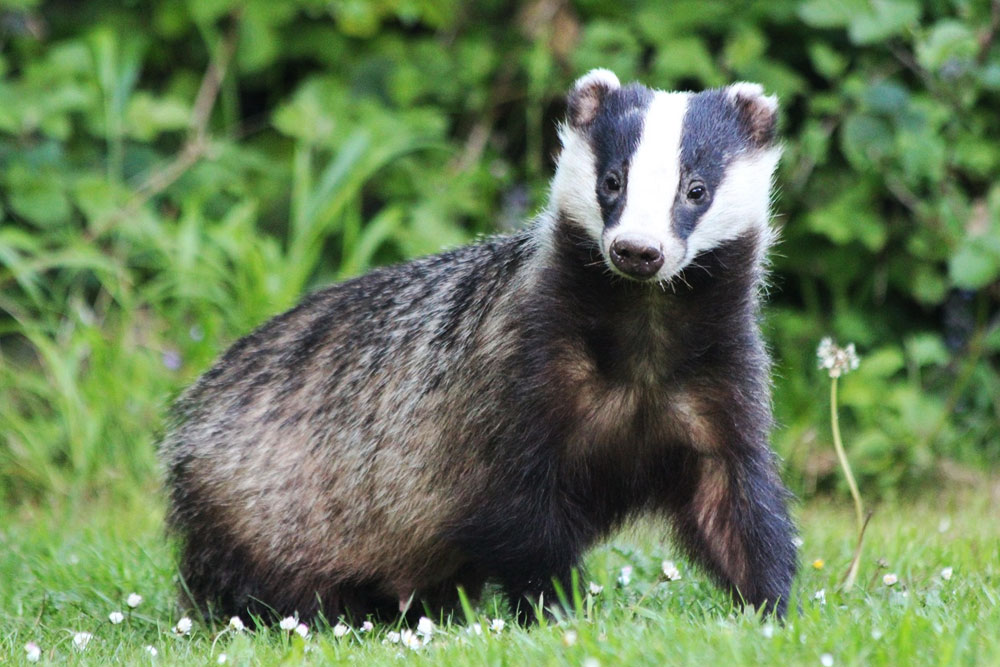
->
left=563, top=630, right=578, bottom=647
left=73, top=632, right=93, bottom=650
left=941, top=566, right=953, bottom=581
left=813, top=588, right=826, bottom=605
left=617, top=565, right=633, bottom=586
left=278, top=616, right=297, bottom=631
left=127, top=593, right=143, bottom=608
left=490, top=618, right=505, bottom=633
left=217, top=654, right=227, bottom=664
left=817, top=338, right=860, bottom=378
left=228, top=616, right=245, bottom=632
left=386, top=630, right=401, bottom=643
left=145, top=645, right=158, bottom=657
left=361, top=621, right=374, bottom=633
left=25, top=642, right=41, bottom=662
left=332, top=623, right=349, bottom=638
left=588, top=581, right=604, bottom=595
left=883, top=573, right=898, bottom=586
left=295, top=623, right=309, bottom=638
left=820, top=653, right=834, bottom=667
left=109, top=611, right=125, bottom=624
left=661, top=560, right=682, bottom=581
left=416, top=616, right=435, bottom=638
left=172, top=617, right=192, bottom=635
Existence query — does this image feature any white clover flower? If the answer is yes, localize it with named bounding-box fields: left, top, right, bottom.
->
left=278, top=616, right=297, bottom=631
left=109, top=611, right=125, bottom=624
left=583, top=658, right=601, bottom=667
left=563, top=630, right=578, bottom=646
left=941, top=566, right=953, bottom=581
left=416, top=616, right=435, bottom=637
left=490, top=618, right=505, bottom=633
left=401, top=629, right=423, bottom=649
left=386, top=631, right=401, bottom=643
left=217, top=654, right=227, bottom=664
left=871, top=628, right=883, bottom=640
left=466, top=623, right=483, bottom=636
left=883, top=573, right=898, bottom=587
left=295, top=623, right=310, bottom=638
left=332, top=622, right=349, bottom=638
left=762, top=624, right=775, bottom=638
left=127, top=593, right=143, bottom=608
left=661, top=560, right=682, bottom=581
left=73, top=632, right=93, bottom=650
left=172, top=616, right=192, bottom=635
left=25, top=642, right=41, bottom=662
left=617, top=565, right=633, bottom=586
left=792, top=536, right=804, bottom=548
left=813, top=589, right=826, bottom=605
left=820, top=653, right=834, bottom=667
left=361, top=621, right=374, bottom=632
left=588, top=581, right=604, bottom=595
left=228, top=616, right=245, bottom=632
left=817, top=338, right=860, bottom=378
left=145, top=645, right=158, bottom=657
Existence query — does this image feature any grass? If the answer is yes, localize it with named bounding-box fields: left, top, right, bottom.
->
left=2, top=484, right=998, bottom=665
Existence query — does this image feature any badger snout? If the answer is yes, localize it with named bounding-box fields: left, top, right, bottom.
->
left=609, top=234, right=665, bottom=279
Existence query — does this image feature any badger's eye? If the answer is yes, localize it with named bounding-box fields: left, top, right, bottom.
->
left=603, top=173, right=622, bottom=193
left=687, top=183, right=707, bottom=202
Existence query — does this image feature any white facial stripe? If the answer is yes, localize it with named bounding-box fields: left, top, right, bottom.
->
left=682, top=147, right=781, bottom=266
left=548, top=125, right=604, bottom=240
left=608, top=92, right=689, bottom=263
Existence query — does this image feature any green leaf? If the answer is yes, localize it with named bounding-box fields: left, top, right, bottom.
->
left=949, top=239, right=1000, bottom=289
left=916, top=20, right=978, bottom=71
left=805, top=181, right=887, bottom=251
left=847, top=0, right=920, bottom=44
left=798, top=0, right=867, bottom=28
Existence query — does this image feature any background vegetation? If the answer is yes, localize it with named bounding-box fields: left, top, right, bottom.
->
left=1, top=0, right=998, bottom=531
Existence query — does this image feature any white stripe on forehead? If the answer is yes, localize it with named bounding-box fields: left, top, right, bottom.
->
left=614, top=92, right=689, bottom=242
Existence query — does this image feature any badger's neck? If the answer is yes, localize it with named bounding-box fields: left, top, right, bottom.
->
left=526, top=212, right=767, bottom=383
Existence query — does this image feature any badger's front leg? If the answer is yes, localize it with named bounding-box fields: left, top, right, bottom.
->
left=665, top=392, right=798, bottom=617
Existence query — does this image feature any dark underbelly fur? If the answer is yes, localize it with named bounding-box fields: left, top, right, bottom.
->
left=164, top=218, right=798, bottom=625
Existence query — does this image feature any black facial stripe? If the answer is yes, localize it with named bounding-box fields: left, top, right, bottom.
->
left=586, top=83, right=654, bottom=230
left=673, top=90, right=750, bottom=240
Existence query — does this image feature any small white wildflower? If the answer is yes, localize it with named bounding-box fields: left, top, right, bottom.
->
left=145, top=645, right=158, bottom=657
left=295, top=623, right=310, bottom=638
left=871, top=628, right=883, bottom=640
left=332, top=623, right=349, bottom=638
left=588, top=581, right=604, bottom=595
left=490, top=618, right=505, bottom=633
left=661, top=560, right=682, bottom=581
left=361, top=621, right=374, bottom=632
left=883, top=573, right=898, bottom=587
left=25, top=642, right=41, bottom=662
left=416, top=616, right=435, bottom=637
left=73, top=632, right=93, bottom=650
left=227, top=616, right=245, bottom=632
left=217, top=654, right=227, bottom=664
left=820, top=653, right=834, bottom=667
left=563, top=629, right=578, bottom=646
left=279, top=616, right=297, bottom=631
left=109, top=611, right=125, bottom=624
left=792, top=536, right=804, bottom=548
left=817, top=337, right=860, bottom=378
left=127, top=593, right=143, bottom=608
left=467, top=623, right=483, bottom=636
left=618, top=565, right=633, bottom=586
left=386, top=630, right=401, bottom=643
left=583, top=658, right=601, bottom=667
left=401, top=629, right=423, bottom=649
left=938, top=517, right=951, bottom=533
left=941, top=566, right=953, bottom=581
left=762, top=624, right=775, bottom=638
left=172, top=616, right=192, bottom=635
left=813, top=588, right=826, bottom=605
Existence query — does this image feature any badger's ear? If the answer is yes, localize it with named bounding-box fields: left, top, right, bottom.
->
left=567, top=68, right=620, bottom=129
left=727, top=82, right=778, bottom=148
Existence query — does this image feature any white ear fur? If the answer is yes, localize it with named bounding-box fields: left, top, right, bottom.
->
left=567, top=68, right=621, bottom=128
left=727, top=82, right=779, bottom=146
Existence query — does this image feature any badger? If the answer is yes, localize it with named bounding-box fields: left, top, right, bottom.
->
left=161, top=69, right=798, bottom=625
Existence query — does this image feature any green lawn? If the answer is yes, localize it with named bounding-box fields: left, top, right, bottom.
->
left=2, top=485, right=998, bottom=665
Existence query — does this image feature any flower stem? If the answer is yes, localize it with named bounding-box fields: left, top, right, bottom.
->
left=830, top=376, right=866, bottom=588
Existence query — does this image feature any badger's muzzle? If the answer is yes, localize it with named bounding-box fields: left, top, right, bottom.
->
left=609, top=234, right=664, bottom=279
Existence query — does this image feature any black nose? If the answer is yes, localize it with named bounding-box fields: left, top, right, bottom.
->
left=609, top=235, right=664, bottom=279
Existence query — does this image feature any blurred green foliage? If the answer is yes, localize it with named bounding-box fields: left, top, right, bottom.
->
left=0, top=0, right=998, bottom=504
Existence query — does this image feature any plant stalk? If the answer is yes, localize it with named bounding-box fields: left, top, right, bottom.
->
left=830, top=376, right=866, bottom=588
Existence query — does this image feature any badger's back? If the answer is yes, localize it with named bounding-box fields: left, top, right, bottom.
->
left=162, top=231, right=535, bottom=620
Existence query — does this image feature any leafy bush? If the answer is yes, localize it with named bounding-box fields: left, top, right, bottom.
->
left=1, top=0, right=998, bottom=503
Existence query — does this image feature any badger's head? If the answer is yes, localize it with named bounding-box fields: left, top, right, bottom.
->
left=548, top=69, right=780, bottom=283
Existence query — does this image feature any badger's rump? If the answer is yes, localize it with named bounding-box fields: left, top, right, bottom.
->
left=160, top=232, right=535, bottom=620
